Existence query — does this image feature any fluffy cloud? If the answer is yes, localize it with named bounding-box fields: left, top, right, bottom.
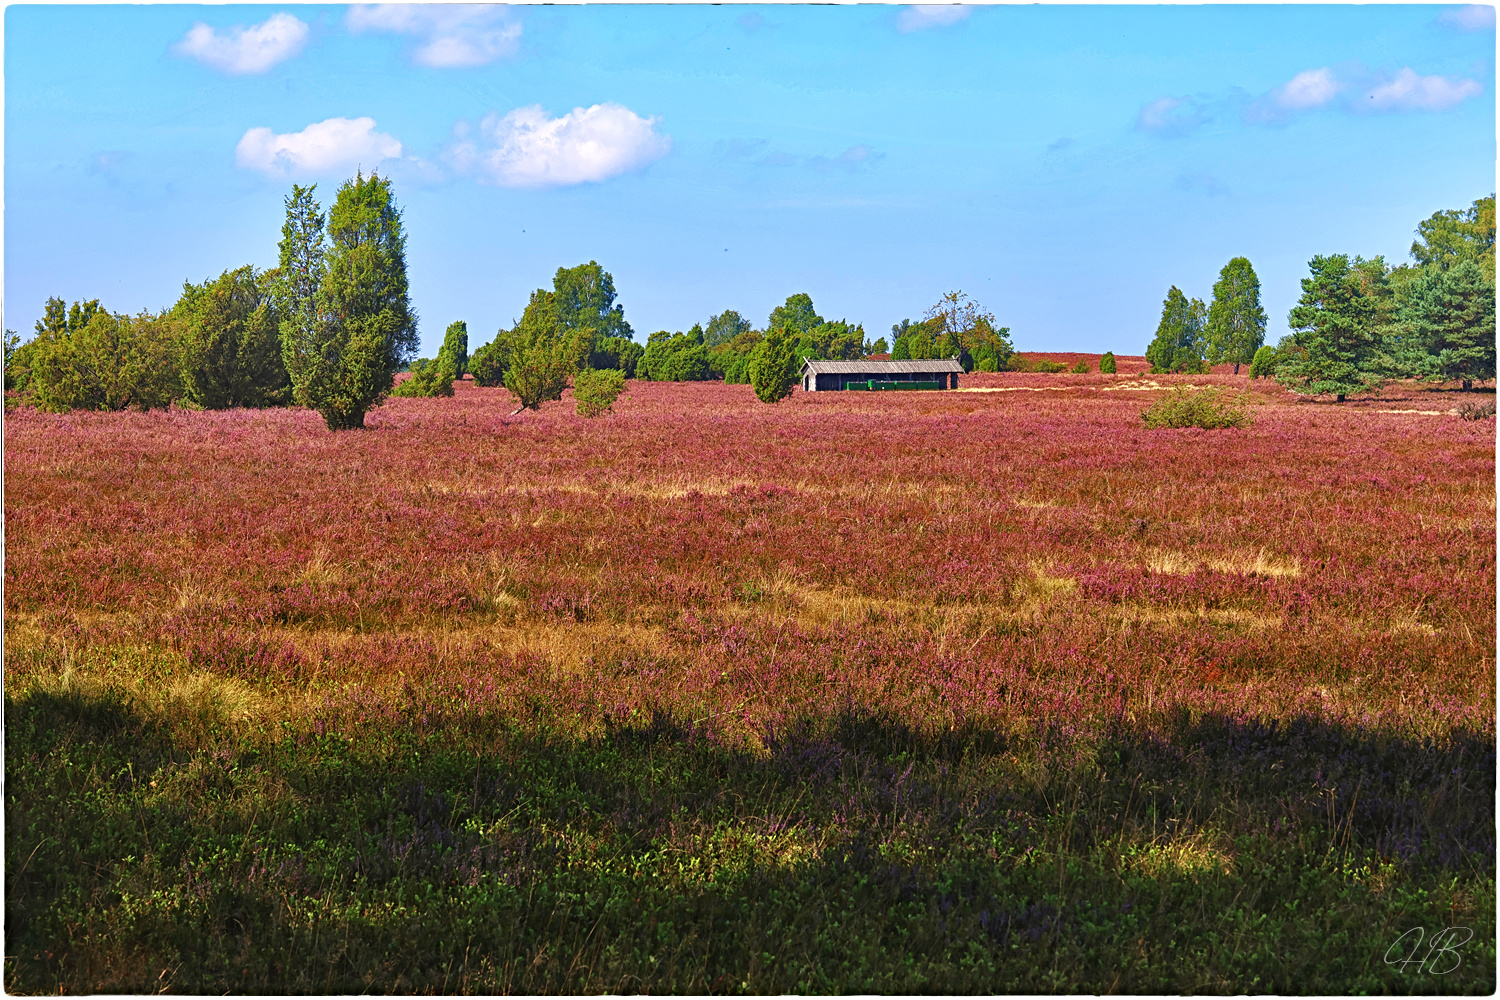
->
left=1364, top=68, right=1484, bottom=111
left=236, top=117, right=403, bottom=178
left=1136, top=96, right=1208, bottom=136
left=1439, top=5, right=1497, bottom=30
left=173, top=12, right=309, bottom=74
left=897, top=5, right=971, bottom=32
left=449, top=104, right=670, bottom=187
left=1273, top=68, right=1340, bottom=110
left=346, top=4, right=521, bottom=68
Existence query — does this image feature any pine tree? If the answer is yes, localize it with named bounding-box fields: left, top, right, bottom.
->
left=1205, top=257, right=1267, bottom=374
left=1278, top=254, right=1386, bottom=402
left=1398, top=258, right=1496, bottom=389
left=175, top=266, right=289, bottom=409
left=1099, top=351, right=1117, bottom=374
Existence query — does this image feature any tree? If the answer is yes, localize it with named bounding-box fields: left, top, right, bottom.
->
left=1277, top=254, right=1386, bottom=402
left=468, top=339, right=507, bottom=387
left=709, top=329, right=763, bottom=383
left=505, top=337, right=574, bottom=414
left=174, top=266, right=289, bottom=409
left=750, top=325, right=798, bottom=403
left=282, top=173, right=419, bottom=430
left=639, top=330, right=711, bottom=381
left=1248, top=345, right=1276, bottom=379
left=391, top=354, right=457, bottom=397
left=767, top=294, right=822, bottom=337
left=918, top=291, right=1013, bottom=372
left=1411, top=194, right=1495, bottom=280
left=573, top=367, right=626, bottom=417
left=551, top=261, right=632, bottom=365
left=1099, top=351, right=1117, bottom=374
left=1204, top=257, right=1266, bottom=374
left=1145, top=287, right=1206, bottom=373
left=274, top=184, right=325, bottom=382
left=867, top=337, right=890, bottom=356
left=1396, top=258, right=1496, bottom=388
left=589, top=336, right=645, bottom=378
left=26, top=309, right=181, bottom=412
left=4, top=330, right=19, bottom=391
left=437, top=321, right=468, bottom=382
left=704, top=310, right=753, bottom=348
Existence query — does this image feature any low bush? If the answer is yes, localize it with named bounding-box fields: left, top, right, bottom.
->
left=1099, top=351, right=1116, bottom=374
left=1141, top=386, right=1253, bottom=429
left=574, top=367, right=626, bottom=417
left=1071, top=360, right=1090, bottom=373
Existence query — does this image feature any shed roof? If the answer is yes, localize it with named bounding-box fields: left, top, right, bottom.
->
left=801, top=359, right=963, bottom=375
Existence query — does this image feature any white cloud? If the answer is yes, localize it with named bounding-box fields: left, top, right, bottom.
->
left=897, top=6, right=971, bottom=32
left=346, top=4, right=521, bottom=68
left=1439, top=5, right=1496, bottom=30
left=236, top=117, right=403, bottom=178
left=1364, top=68, right=1484, bottom=111
left=449, top=104, right=670, bottom=187
left=1274, top=68, right=1340, bottom=110
left=1136, top=96, right=1208, bottom=136
left=173, top=13, right=309, bottom=74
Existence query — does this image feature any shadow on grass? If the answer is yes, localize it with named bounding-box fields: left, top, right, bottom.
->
left=6, top=688, right=1495, bottom=994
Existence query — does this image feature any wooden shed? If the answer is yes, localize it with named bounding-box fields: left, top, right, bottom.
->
left=800, top=359, right=963, bottom=392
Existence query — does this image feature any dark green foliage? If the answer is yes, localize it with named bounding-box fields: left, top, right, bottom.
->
left=867, top=336, right=890, bottom=356
left=709, top=330, right=763, bottom=384
left=496, top=292, right=581, bottom=413
left=1071, top=360, right=1090, bottom=374
left=1099, top=351, right=1117, bottom=374
left=920, top=290, right=1013, bottom=373
left=704, top=309, right=753, bottom=348
left=589, top=336, right=645, bottom=379
left=5, top=329, right=22, bottom=391
left=1248, top=345, right=1276, bottom=379
left=793, top=319, right=865, bottom=365
left=1205, top=257, right=1267, bottom=374
left=750, top=325, right=798, bottom=403
left=281, top=173, right=419, bottom=430
left=1277, top=254, right=1388, bottom=402
left=438, top=320, right=469, bottom=382
left=468, top=339, right=507, bottom=387
left=1141, top=386, right=1253, bottom=429
left=1392, top=259, right=1495, bottom=388
left=6, top=683, right=1493, bottom=995
left=22, top=309, right=182, bottom=413
left=1145, top=287, right=1207, bottom=374
left=639, top=329, right=711, bottom=381
left=391, top=355, right=457, bottom=398
left=574, top=367, right=627, bottom=417
left=173, top=266, right=289, bottom=409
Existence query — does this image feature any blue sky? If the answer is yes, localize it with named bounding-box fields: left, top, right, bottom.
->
left=6, top=3, right=1495, bottom=356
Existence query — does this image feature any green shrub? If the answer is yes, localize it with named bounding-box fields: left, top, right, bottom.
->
left=26, top=310, right=182, bottom=412
left=1248, top=344, right=1276, bottom=379
left=1031, top=359, right=1067, bottom=374
left=390, top=354, right=456, bottom=398
left=1071, top=360, right=1090, bottom=373
left=1099, top=351, right=1117, bottom=374
left=574, top=367, right=626, bottom=417
left=1141, top=386, right=1253, bottom=430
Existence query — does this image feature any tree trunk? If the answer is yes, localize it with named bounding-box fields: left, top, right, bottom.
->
left=1463, top=379, right=1473, bottom=390
left=1336, top=393, right=1346, bottom=403
left=1233, top=363, right=1240, bottom=374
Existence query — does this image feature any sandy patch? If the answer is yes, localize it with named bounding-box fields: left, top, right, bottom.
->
left=1374, top=409, right=1453, bottom=416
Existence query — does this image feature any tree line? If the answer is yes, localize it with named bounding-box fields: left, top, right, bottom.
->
left=1144, top=195, right=1495, bottom=400
left=7, top=179, right=1492, bottom=424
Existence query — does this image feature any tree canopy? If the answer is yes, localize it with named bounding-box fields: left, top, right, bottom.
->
left=1204, top=257, right=1266, bottom=374
left=1145, top=287, right=1206, bottom=374
left=1277, top=254, right=1388, bottom=401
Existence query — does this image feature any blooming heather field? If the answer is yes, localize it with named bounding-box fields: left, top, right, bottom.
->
left=5, top=370, right=1495, bottom=993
